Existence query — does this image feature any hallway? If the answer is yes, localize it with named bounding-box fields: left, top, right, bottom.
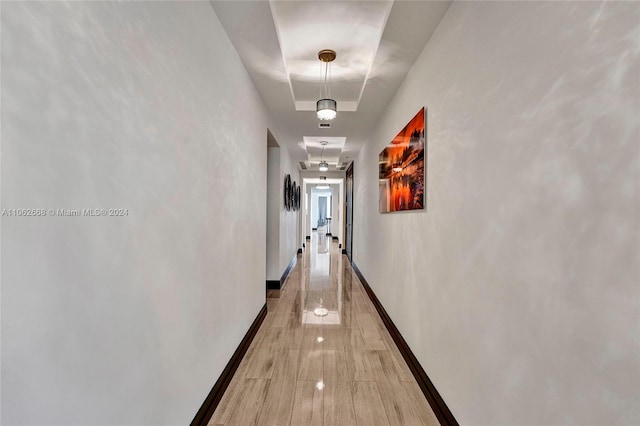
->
left=2, top=1, right=637, bottom=424
left=210, top=231, right=439, bottom=425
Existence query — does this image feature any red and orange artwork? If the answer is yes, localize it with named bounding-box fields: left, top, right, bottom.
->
left=379, top=107, right=425, bottom=213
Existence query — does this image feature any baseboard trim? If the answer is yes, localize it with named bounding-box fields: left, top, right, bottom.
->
left=191, top=304, right=267, bottom=426
left=265, top=254, right=298, bottom=291
left=280, top=254, right=297, bottom=289
left=266, top=280, right=280, bottom=290
left=351, top=263, right=459, bottom=426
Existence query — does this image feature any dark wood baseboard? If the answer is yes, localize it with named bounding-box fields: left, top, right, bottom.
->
left=351, top=263, right=459, bottom=426
left=279, top=254, right=297, bottom=289
left=191, top=304, right=267, bottom=426
left=265, top=254, right=298, bottom=291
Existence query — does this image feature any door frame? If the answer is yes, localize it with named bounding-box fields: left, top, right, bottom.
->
left=345, top=162, right=354, bottom=261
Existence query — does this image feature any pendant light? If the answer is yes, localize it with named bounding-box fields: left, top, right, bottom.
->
left=317, top=49, right=337, bottom=120
left=319, top=141, right=329, bottom=171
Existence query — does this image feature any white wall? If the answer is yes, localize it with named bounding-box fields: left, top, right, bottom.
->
left=278, top=149, right=299, bottom=276
left=266, top=147, right=280, bottom=281
left=353, top=2, right=639, bottom=424
left=304, top=184, right=312, bottom=239
left=266, top=144, right=299, bottom=282
left=331, top=183, right=344, bottom=244
left=1, top=2, right=279, bottom=424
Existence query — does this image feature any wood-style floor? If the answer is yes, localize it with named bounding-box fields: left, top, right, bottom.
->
left=210, top=231, right=439, bottom=426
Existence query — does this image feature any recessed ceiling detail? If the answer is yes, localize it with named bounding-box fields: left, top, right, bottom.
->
left=270, top=0, right=393, bottom=112
left=303, top=137, right=346, bottom=166
left=211, top=0, right=453, bottom=166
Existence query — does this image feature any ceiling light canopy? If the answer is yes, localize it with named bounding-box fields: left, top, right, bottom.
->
left=317, top=49, right=337, bottom=121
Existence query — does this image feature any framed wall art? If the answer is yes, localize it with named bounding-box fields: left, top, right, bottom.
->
left=379, top=107, right=425, bottom=213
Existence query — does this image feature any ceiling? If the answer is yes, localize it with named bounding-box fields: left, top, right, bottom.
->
left=210, top=0, right=451, bottom=172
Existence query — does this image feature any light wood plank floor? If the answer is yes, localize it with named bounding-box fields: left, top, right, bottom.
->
left=210, top=231, right=439, bottom=426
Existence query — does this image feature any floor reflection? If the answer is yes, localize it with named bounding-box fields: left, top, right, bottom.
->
left=301, top=229, right=342, bottom=325
left=210, top=228, right=440, bottom=425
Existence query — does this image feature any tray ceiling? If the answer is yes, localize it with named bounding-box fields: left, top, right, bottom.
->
left=210, top=0, right=452, bottom=171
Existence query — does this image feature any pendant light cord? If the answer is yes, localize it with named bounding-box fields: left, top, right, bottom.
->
left=323, top=62, right=329, bottom=98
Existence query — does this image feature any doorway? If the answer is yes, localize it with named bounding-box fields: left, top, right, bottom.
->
left=310, top=187, right=332, bottom=234
left=302, top=178, right=344, bottom=249
left=345, top=163, right=353, bottom=261
left=266, top=130, right=280, bottom=290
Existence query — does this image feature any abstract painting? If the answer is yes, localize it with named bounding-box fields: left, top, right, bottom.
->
left=379, top=107, right=425, bottom=213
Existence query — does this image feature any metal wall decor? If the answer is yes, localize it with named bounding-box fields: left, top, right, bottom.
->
left=291, top=181, right=297, bottom=211
left=284, top=174, right=300, bottom=211
left=284, top=174, right=292, bottom=210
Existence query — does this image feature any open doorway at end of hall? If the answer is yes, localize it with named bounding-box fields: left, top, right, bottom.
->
left=312, top=188, right=332, bottom=235
left=302, top=178, right=345, bottom=252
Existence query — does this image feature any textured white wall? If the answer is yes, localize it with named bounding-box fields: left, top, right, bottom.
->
left=332, top=183, right=344, bottom=244
left=1, top=2, right=278, bottom=424
left=353, top=1, right=640, bottom=424
left=266, top=147, right=280, bottom=281
left=279, top=149, right=299, bottom=277
left=304, top=184, right=312, bottom=239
